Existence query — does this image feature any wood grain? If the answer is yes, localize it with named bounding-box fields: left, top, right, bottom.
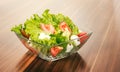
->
left=24, top=53, right=88, bottom=72
left=0, top=0, right=120, bottom=72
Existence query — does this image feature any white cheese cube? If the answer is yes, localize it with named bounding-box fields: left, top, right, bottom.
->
left=71, top=35, right=81, bottom=46
left=39, top=32, right=50, bottom=39
left=66, top=44, right=73, bottom=52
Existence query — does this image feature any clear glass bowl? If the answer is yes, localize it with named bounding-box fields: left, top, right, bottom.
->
left=15, top=32, right=92, bottom=61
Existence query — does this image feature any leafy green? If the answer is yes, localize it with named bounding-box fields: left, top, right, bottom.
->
left=11, top=9, right=79, bottom=48
left=11, top=24, right=22, bottom=35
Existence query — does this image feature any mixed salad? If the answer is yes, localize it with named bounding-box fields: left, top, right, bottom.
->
left=11, top=9, right=88, bottom=57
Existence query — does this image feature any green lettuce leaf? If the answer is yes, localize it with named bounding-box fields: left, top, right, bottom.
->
left=11, top=9, right=79, bottom=48
left=11, top=24, right=22, bottom=35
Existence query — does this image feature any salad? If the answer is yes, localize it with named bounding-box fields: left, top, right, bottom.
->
left=11, top=9, right=90, bottom=59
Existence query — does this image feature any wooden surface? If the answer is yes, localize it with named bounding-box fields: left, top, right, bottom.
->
left=0, top=0, right=120, bottom=72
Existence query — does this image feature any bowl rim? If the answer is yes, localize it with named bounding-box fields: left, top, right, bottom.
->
left=15, top=32, right=92, bottom=48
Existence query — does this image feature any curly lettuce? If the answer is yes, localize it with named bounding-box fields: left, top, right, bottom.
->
left=11, top=9, right=79, bottom=47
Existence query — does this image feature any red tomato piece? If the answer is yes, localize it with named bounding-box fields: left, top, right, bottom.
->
left=50, top=46, right=63, bottom=57
left=41, top=24, right=55, bottom=34
left=77, top=32, right=87, bottom=37
left=59, top=22, right=71, bottom=32
left=80, top=35, right=88, bottom=43
left=77, top=32, right=88, bottom=43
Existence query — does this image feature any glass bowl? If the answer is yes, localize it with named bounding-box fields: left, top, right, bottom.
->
left=15, top=32, right=92, bottom=61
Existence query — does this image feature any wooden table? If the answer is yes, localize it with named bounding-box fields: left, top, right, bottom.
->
left=0, top=0, right=120, bottom=72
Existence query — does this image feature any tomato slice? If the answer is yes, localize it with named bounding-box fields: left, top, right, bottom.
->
left=40, top=24, right=55, bottom=34
left=77, top=32, right=88, bottom=43
left=50, top=46, right=63, bottom=57
left=77, top=32, right=87, bottom=37
left=59, top=22, right=71, bottom=32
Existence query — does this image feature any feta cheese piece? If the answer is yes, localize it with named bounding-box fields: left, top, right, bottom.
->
left=66, top=44, right=73, bottom=52
left=39, top=32, right=50, bottom=39
left=71, top=35, right=79, bottom=40
left=73, top=39, right=81, bottom=46
left=71, top=35, right=81, bottom=46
